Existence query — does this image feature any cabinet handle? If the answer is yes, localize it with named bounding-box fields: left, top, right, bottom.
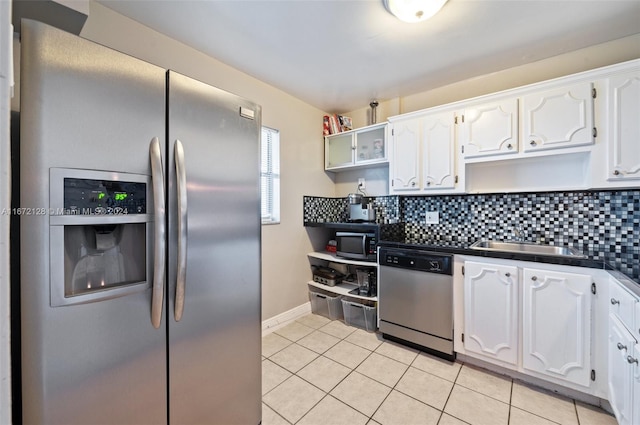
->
left=627, top=356, right=639, bottom=365
left=611, top=298, right=620, bottom=305
left=617, top=342, right=627, bottom=351
left=531, top=276, right=537, bottom=281
left=613, top=170, right=621, bottom=176
left=411, top=182, right=416, bottom=187
left=529, top=140, right=537, bottom=146
left=505, top=272, right=511, bottom=277
left=426, top=181, right=431, bottom=186
left=507, top=144, right=513, bottom=150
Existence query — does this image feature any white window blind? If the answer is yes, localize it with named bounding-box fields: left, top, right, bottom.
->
left=261, top=126, right=280, bottom=224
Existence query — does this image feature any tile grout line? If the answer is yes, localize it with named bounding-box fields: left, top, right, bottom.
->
left=507, top=376, right=514, bottom=425
left=438, top=360, right=465, bottom=424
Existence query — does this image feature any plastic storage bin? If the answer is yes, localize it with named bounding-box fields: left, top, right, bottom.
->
left=309, top=290, right=344, bottom=320
left=341, top=299, right=377, bottom=332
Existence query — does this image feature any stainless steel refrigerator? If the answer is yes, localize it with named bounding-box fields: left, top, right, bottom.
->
left=19, top=20, right=261, bottom=424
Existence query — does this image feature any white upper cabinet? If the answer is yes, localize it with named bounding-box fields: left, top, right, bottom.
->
left=461, top=98, right=518, bottom=159
left=522, top=82, right=595, bottom=152
left=389, top=119, right=420, bottom=191
left=325, top=132, right=353, bottom=169
left=325, top=123, right=387, bottom=171
left=607, top=70, right=640, bottom=181
left=386, top=58, right=639, bottom=192
left=461, top=82, right=595, bottom=162
left=422, top=111, right=458, bottom=190
left=521, top=267, right=593, bottom=388
left=389, top=109, right=463, bottom=194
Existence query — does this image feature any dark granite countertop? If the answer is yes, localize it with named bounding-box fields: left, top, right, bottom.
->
left=304, top=221, right=380, bottom=231
left=377, top=240, right=610, bottom=270
left=377, top=240, right=639, bottom=290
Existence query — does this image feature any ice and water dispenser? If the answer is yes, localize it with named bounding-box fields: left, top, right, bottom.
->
left=49, top=168, right=152, bottom=306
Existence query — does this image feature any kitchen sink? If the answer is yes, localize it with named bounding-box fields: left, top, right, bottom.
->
left=470, top=240, right=586, bottom=258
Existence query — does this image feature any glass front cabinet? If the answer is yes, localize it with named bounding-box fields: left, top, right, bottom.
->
left=325, top=123, right=387, bottom=171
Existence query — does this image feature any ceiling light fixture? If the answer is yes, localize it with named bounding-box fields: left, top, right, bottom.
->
left=383, top=0, right=448, bottom=23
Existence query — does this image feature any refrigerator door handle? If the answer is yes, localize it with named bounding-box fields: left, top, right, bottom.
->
left=174, top=139, right=188, bottom=321
left=149, top=137, right=166, bottom=329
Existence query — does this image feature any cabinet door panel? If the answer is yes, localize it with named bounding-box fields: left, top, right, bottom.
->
left=633, top=340, right=640, bottom=425
left=608, top=71, right=640, bottom=181
left=522, top=268, right=592, bottom=387
left=461, top=98, right=518, bottom=158
left=464, top=261, right=519, bottom=365
left=390, top=120, right=420, bottom=191
left=522, top=82, right=594, bottom=152
left=608, top=315, right=636, bottom=425
left=326, top=133, right=354, bottom=168
left=355, top=125, right=386, bottom=164
left=422, top=111, right=456, bottom=189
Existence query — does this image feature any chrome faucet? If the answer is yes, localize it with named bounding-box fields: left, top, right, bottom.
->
left=513, top=225, right=526, bottom=242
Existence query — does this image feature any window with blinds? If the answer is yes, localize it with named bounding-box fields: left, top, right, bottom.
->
left=261, top=126, right=280, bottom=224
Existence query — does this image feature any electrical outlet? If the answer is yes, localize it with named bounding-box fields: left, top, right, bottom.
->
left=425, top=211, right=439, bottom=224
left=358, top=178, right=366, bottom=189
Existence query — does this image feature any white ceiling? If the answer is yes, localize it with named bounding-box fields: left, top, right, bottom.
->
left=97, top=0, right=640, bottom=113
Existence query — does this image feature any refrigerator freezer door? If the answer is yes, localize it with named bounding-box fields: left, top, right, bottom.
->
left=167, top=71, right=262, bottom=424
left=20, top=20, right=167, bottom=424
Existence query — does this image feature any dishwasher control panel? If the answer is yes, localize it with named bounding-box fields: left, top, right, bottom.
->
left=379, top=248, right=452, bottom=275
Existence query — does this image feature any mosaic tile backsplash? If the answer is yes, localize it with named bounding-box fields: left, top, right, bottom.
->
left=304, top=191, right=640, bottom=280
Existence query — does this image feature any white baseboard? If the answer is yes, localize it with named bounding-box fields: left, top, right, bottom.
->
left=262, top=302, right=311, bottom=336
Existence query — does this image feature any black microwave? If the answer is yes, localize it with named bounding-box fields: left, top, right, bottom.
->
left=335, top=231, right=377, bottom=261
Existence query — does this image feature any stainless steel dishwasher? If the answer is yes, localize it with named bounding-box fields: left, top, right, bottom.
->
left=378, top=247, right=455, bottom=361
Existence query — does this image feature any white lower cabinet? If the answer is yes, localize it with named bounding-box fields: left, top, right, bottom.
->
left=607, top=276, right=640, bottom=425
left=634, top=340, right=640, bottom=425
left=463, top=261, right=519, bottom=365
left=521, top=267, right=593, bottom=387
left=608, top=314, right=636, bottom=425
left=462, top=259, right=595, bottom=391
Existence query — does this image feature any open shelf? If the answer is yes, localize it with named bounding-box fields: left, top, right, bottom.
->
left=307, top=280, right=377, bottom=302
left=307, top=251, right=376, bottom=267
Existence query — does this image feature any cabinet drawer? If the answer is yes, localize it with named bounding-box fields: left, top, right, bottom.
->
left=609, top=279, right=637, bottom=326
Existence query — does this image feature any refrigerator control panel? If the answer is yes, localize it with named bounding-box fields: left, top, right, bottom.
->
left=64, top=177, right=146, bottom=215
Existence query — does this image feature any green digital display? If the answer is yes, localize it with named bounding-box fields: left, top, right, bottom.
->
left=65, top=178, right=146, bottom=215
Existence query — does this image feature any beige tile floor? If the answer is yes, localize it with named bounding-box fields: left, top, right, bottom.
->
left=262, top=313, right=618, bottom=425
